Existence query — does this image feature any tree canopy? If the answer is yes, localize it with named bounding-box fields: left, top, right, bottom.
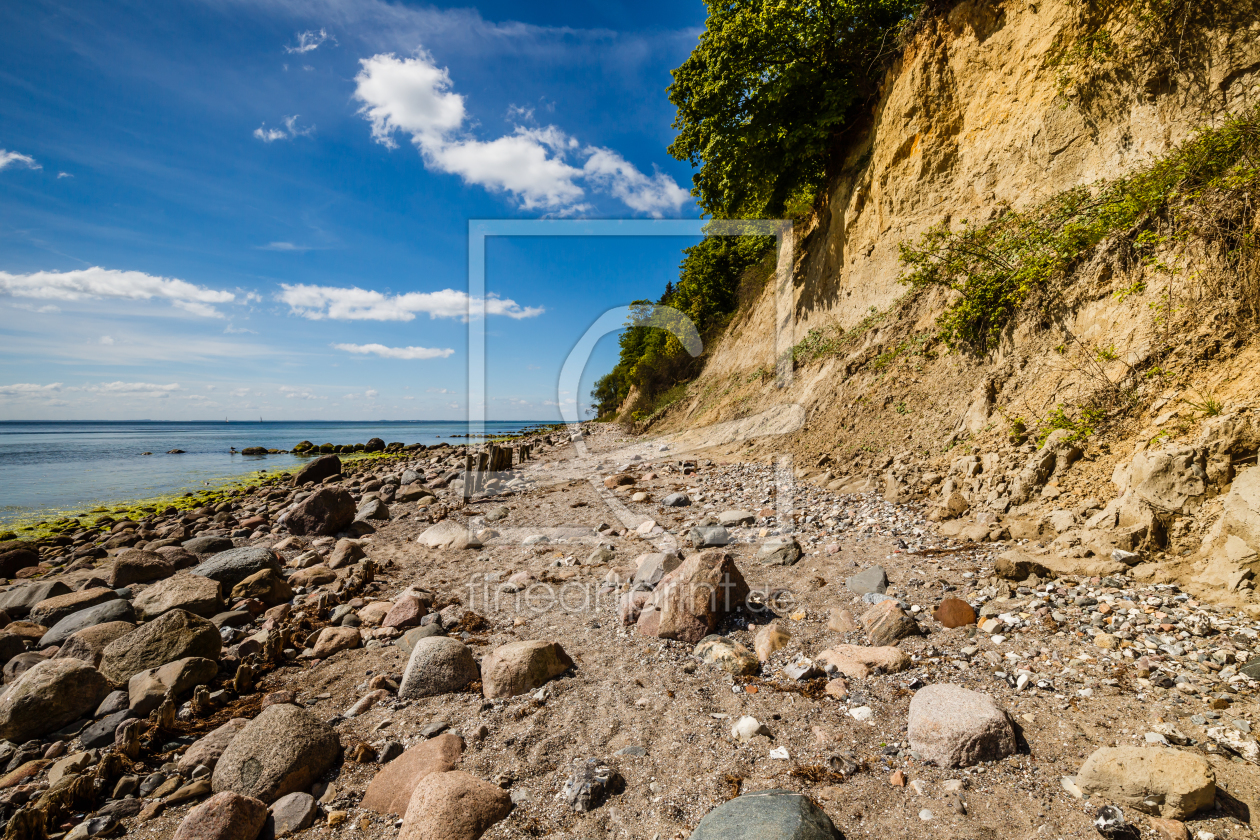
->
left=668, top=0, right=919, bottom=219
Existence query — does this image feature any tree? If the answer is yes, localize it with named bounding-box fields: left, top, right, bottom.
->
left=668, top=0, right=918, bottom=220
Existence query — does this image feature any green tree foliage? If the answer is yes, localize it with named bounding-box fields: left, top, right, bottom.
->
left=594, top=0, right=918, bottom=419
left=669, top=0, right=919, bottom=219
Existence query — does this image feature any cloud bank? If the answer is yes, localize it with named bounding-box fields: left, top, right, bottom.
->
left=0, top=267, right=235, bottom=317
left=333, top=343, right=454, bottom=360
left=278, top=283, right=542, bottom=321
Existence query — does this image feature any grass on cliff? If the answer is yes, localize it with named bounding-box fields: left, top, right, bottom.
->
left=898, top=104, right=1260, bottom=354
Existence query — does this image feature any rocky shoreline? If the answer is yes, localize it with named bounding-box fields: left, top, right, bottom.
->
left=0, top=423, right=1255, bottom=840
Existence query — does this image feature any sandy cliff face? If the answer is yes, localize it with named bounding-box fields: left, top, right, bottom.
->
left=693, top=0, right=1260, bottom=382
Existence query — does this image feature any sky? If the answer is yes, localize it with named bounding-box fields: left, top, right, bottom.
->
left=0, top=0, right=711, bottom=421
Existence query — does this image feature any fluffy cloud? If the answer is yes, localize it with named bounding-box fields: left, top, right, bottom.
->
left=285, top=28, right=335, bottom=53
left=278, top=284, right=542, bottom=321
left=352, top=51, right=688, bottom=216
left=333, top=343, right=455, bottom=359
left=0, top=383, right=62, bottom=397
left=0, top=267, right=235, bottom=317
left=0, top=151, right=40, bottom=171
left=253, top=115, right=314, bottom=142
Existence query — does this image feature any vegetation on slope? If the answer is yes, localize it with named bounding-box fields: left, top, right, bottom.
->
left=591, top=0, right=919, bottom=420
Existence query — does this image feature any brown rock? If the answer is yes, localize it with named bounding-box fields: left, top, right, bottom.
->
left=480, top=640, right=573, bottom=699
left=284, top=488, right=355, bottom=537
left=383, top=594, right=429, bottom=630
left=1075, top=747, right=1215, bottom=820
left=29, top=587, right=117, bottom=628
left=154, top=545, right=200, bottom=570
left=289, top=565, right=336, bottom=588
left=817, top=645, right=911, bottom=678
left=859, top=599, right=919, bottom=646
left=327, top=538, right=366, bottom=569
left=603, top=474, right=635, bottom=488
left=230, top=569, right=293, bottom=606
left=1148, top=818, right=1190, bottom=840
left=133, top=573, right=224, bottom=620
left=753, top=622, right=790, bottom=661
left=178, top=719, right=249, bottom=775
left=53, top=620, right=136, bottom=667
left=933, top=598, right=977, bottom=628
left=262, top=691, right=296, bottom=709
left=827, top=607, right=857, bottom=633
left=307, top=626, right=360, bottom=659
left=824, top=678, right=849, bottom=700
left=398, top=770, right=511, bottom=840
left=3, top=621, right=46, bottom=644
left=98, top=608, right=222, bottom=684
left=636, top=550, right=749, bottom=643
left=889, top=770, right=906, bottom=787
left=172, top=791, right=268, bottom=840
left=211, top=703, right=341, bottom=803
left=907, top=684, right=1017, bottom=768
left=0, top=658, right=109, bottom=741
left=109, top=549, right=175, bottom=588
left=362, top=733, right=464, bottom=815
left=0, top=759, right=49, bottom=790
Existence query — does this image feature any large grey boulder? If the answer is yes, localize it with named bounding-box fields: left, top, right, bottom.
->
left=30, top=587, right=118, bottom=628
left=284, top=488, right=355, bottom=537
left=39, top=599, right=135, bottom=648
left=758, top=537, right=802, bottom=566
left=54, top=621, right=135, bottom=667
left=212, top=703, right=341, bottom=803
left=398, top=637, right=479, bottom=699
left=99, top=608, right=222, bottom=684
left=183, top=536, right=235, bottom=555
left=133, top=573, right=224, bottom=620
left=192, top=547, right=283, bottom=589
left=907, top=683, right=1016, bottom=767
left=0, top=658, right=109, bottom=741
left=689, top=789, right=844, bottom=839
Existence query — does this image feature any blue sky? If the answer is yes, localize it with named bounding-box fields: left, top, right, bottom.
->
left=0, top=0, right=709, bottom=420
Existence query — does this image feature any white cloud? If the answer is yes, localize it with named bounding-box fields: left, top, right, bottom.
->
left=258, top=241, right=310, bottom=252
left=279, top=385, right=325, bottom=400
left=582, top=147, right=692, bottom=218
left=0, top=267, right=235, bottom=316
left=231, top=388, right=251, bottom=397
left=285, top=28, right=335, bottom=54
left=253, top=115, right=314, bottom=143
left=333, top=342, right=454, bottom=360
left=99, top=335, right=115, bottom=345
left=427, top=387, right=453, bottom=394
left=0, top=151, right=40, bottom=172
left=365, top=388, right=379, bottom=398
left=352, top=51, right=687, bottom=215
left=279, top=284, right=542, bottom=321
left=88, top=381, right=182, bottom=395
left=57, top=172, right=72, bottom=179
left=0, top=382, right=62, bottom=397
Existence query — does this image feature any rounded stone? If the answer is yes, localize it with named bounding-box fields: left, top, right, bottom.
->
left=907, top=684, right=1016, bottom=768
left=211, top=704, right=341, bottom=803
left=398, top=637, right=479, bottom=699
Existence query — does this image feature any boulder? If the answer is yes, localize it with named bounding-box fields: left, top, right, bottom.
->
left=30, top=587, right=118, bottom=628
left=212, top=703, right=341, bottom=803
left=717, top=510, right=755, bottom=527
left=631, top=553, right=681, bottom=589
left=636, top=550, right=749, bottom=643
left=0, top=634, right=23, bottom=666
left=817, top=645, right=911, bottom=678
left=39, top=599, right=135, bottom=649
left=417, top=521, right=479, bottom=551
left=134, top=573, right=224, bottom=620
left=757, top=537, right=802, bottom=566
left=693, top=636, right=759, bottom=676
left=2, top=651, right=52, bottom=685
left=0, top=548, right=39, bottom=579
left=1074, top=747, right=1215, bottom=820
left=80, top=709, right=136, bottom=750
left=193, top=547, right=283, bottom=588
left=398, top=637, right=479, bottom=699
left=1122, top=446, right=1209, bottom=513
left=284, top=488, right=355, bottom=537
left=289, top=565, right=335, bottom=588
left=108, top=549, right=174, bottom=588
left=327, top=539, right=366, bottom=570
left=933, top=598, right=977, bottom=628
left=172, top=791, right=268, bottom=840
left=398, top=770, right=512, bottom=840
left=0, top=580, right=70, bottom=619
left=689, top=789, right=844, bottom=840
left=267, top=792, right=318, bottom=837
left=753, top=622, right=790, bottom=661
left=99, top=609, right=222, bottom=684
left=480, top=640, right=573, bottom=699
left=128, top=656, right=220, bottom=715
left=292, top=455, right=341, bottom=487
left=383, top=594, right=430, bottom=630
left=859, top=599, right=918, bottom=646
left=689, top=525, right=731, bottom=548
left=846, top=565, right=887, bottom=596
left=230, top=569, right=293, bottom=606
left=907, top=684, right=1017, bottom=768
left=178, top=718, right=249, bottom=775
left=362, top=733, right=464, bottom=815
left=0, top=658, right=109, bottom=741
left=306, top=626, right=360, bottom=659
left=356, top=499, right=390, bottom=522
left=183, top=536, right=236, bottom=555
left=155, top=545, right=199, bottom=570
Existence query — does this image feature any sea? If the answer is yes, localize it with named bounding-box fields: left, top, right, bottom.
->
left=0, top=420, right=551, bottom=527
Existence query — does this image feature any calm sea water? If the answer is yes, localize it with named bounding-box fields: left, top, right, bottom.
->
left=0, top=420, right=549, bottom=526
